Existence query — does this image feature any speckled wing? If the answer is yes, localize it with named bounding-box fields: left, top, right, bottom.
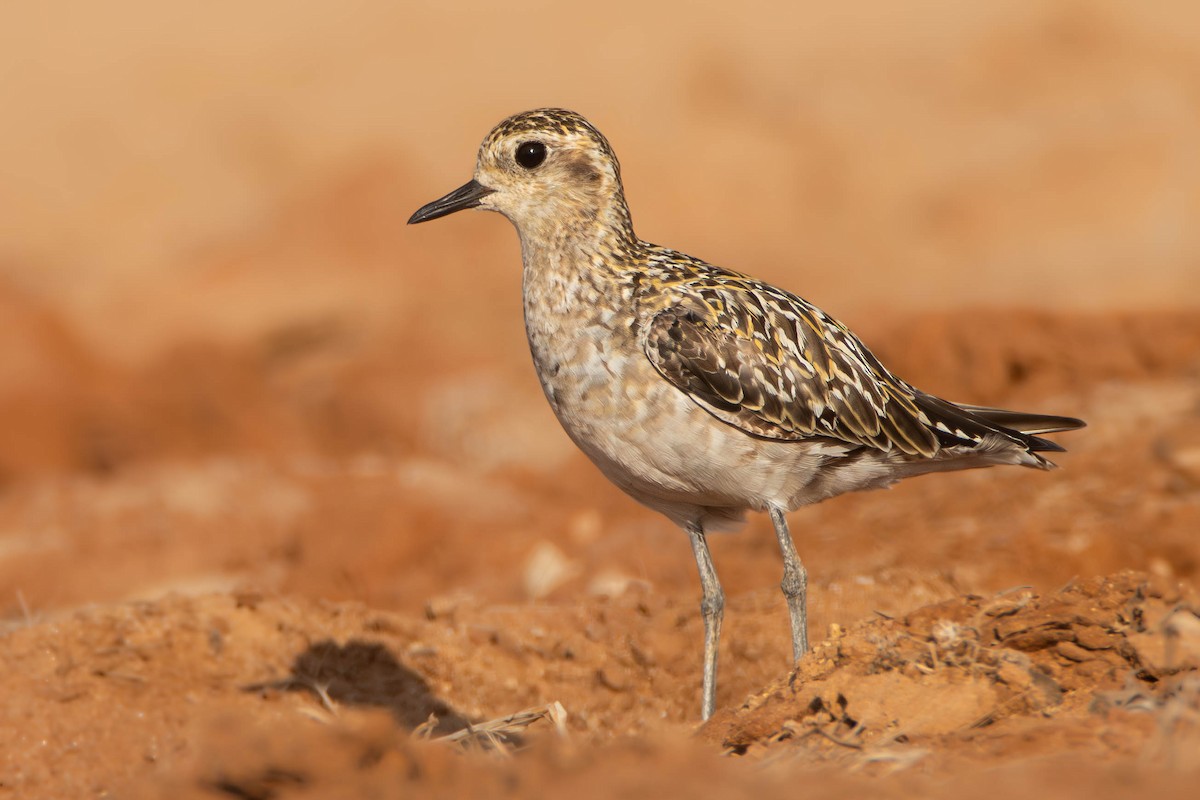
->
left=640, top=278, right=945, bottom=457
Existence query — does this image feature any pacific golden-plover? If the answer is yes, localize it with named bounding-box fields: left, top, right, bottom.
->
left=408, top=108, right=1084, bottom=720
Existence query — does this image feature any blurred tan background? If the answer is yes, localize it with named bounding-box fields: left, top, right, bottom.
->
left=3, top=0, right=1198, bottom=358
left=0, top=0, right=1198, bottom=613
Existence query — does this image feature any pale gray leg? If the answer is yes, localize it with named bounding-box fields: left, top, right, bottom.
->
left=685, top=521, right=724, bottom=721
left=769, top=506, right=808, bottom=661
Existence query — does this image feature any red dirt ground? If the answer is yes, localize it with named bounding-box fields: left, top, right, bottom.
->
left=2, top=2, right=1200, bottom=797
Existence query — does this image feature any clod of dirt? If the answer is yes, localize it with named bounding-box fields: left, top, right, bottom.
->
left=704, top=572, right=1200, bottom=769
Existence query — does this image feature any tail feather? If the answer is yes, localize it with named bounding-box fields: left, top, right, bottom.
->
left=914, top=394, right=1084, bottom=457
left=953, top=404, right=1087, bottom=437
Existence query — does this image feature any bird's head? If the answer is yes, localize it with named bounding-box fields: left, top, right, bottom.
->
left=408, top=108, right=633, bottom=244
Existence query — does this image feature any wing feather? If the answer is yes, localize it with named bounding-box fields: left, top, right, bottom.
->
left=635, top=257, right=1081, bottom=461
left=641, top=283, right=941, bottom=456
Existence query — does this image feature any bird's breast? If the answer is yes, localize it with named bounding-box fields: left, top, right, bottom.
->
left=521, top=260, right=662, bottom=431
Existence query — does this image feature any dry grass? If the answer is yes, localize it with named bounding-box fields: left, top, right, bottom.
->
left=415, top=701, right=570, bottom=757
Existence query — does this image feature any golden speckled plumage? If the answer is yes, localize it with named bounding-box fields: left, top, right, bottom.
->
left=409, top=108, right=1085, bottom=721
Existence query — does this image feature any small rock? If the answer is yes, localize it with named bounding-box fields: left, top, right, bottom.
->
left=588, top=569, right=636, bottom=598
left=1055, top=641, right=1095, bottom=663
left=1127, top=609, right=1200, bottom=676
left=523, top=541, right=579, bottom=599
left=1074, top=626, right=1115, bottom=651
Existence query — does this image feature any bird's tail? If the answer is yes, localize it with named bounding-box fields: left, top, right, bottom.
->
left=913, top=393, right=1086, bottom=459
left=953, top=403, right=1086, bottom=451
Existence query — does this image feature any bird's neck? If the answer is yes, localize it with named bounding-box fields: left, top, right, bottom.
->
left=516, top=197, right=639, bottom=283
left=516, top=202, right=643, bottom=334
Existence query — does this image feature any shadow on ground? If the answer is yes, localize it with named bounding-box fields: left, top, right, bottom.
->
left=249, top=639, right=470, bottom=735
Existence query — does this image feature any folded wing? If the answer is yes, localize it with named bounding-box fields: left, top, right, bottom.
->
left=641, top=278, right=1080, bottom=459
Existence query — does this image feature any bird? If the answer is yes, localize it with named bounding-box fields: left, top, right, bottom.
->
left=407, top=108, right=1085, bottom=721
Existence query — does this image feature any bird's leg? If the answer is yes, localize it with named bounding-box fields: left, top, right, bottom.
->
left=686, top=521, right=724, bottom=721
left=769, top=506, right=808, bottom=661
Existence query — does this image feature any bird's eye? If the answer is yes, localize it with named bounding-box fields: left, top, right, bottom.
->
left=515, top=141, right=547, bottom=169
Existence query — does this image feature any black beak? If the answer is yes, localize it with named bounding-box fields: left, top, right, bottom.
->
left=407, top=179, right=495, bottom=224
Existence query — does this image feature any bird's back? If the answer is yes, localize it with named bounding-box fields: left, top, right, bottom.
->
left=631, top=244, right=1083, bottom=479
